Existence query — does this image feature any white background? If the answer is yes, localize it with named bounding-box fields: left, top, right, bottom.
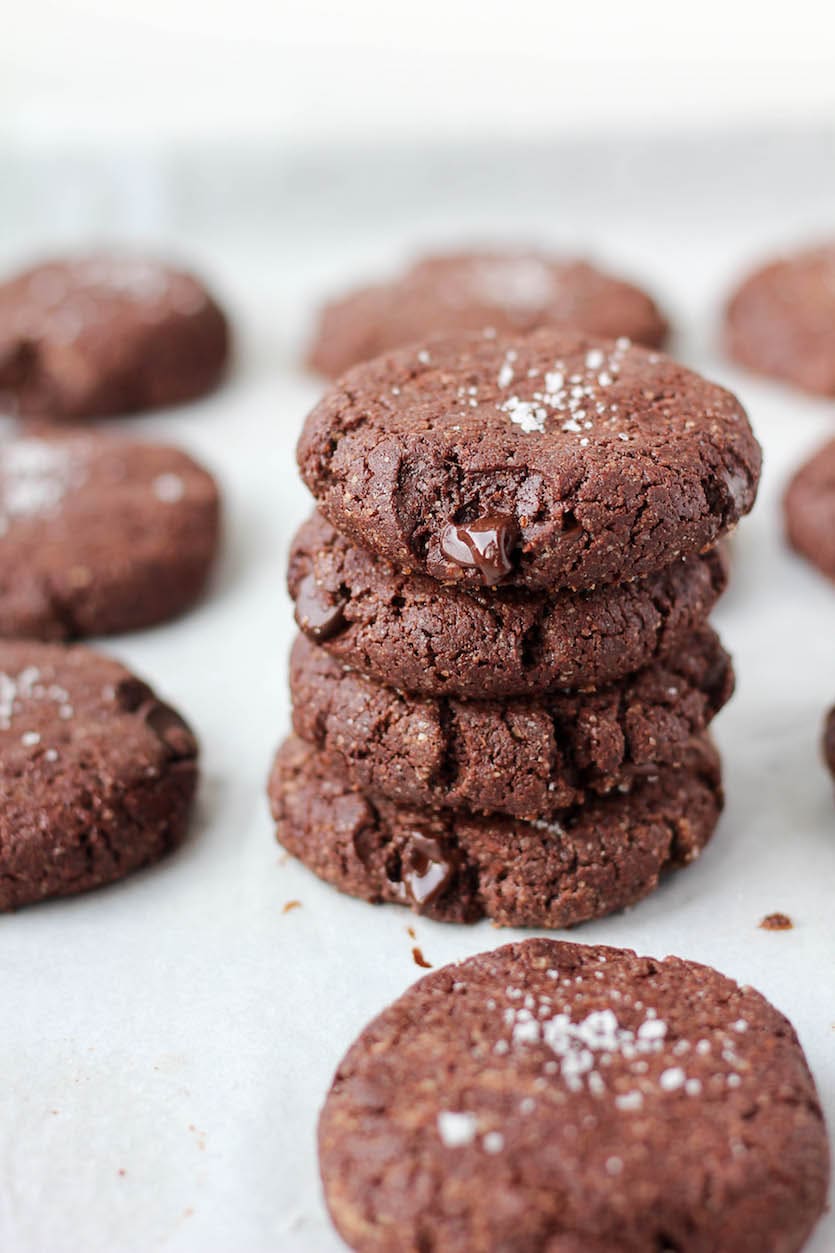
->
left=2, top=0, right=835, bottom=145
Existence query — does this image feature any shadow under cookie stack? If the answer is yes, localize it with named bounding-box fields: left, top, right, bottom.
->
left=270, top=328, right=761, bottom=929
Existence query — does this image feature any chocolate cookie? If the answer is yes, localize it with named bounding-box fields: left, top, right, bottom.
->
left=268, top=735, right=722, bottom=928
left=824, top=707, right=835, bottom=782
left=784, top=437, right=835, bottom=582
left=319, top=937, right=830, bottom=1253
left=0, top=641, right=198, bottom=909
left=0, top=253, right=229, bottom=419
left=298, top=330, right=760, bottom=592
left=308, top=250, right=668, bottom=378
left=290, top=629, right=733, bottom=818
left=0, top=433, right=221, bottom=639
left=289, top=512, right=728, bottom=698
left=725, top=243, right=835, bottom=395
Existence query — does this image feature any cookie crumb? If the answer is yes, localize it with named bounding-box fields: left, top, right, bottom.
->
left=412, top=946, right=432, bottom=969
left=282, top=899, right=302, bottom=914
left=759, top=912, right=793, bottom=931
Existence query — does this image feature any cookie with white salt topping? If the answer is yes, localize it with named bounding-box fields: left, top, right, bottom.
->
left=298, top=329, right=761, bottom=592
left=268, top=735, right=722, bottom=927
left=307, top=249, right=668, bottom=378
left=725, top=243, right=835, bottom=395
left=0, top=253, right=229, bottom=419
left=319, top=937, right=830, bottom=1253
left=0, top=433, right=221, bottom=639
left=0, top=640, right=198, bottom=909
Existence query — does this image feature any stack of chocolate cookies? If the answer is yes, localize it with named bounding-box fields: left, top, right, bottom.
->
left=270, top=328, right=761, bottom=928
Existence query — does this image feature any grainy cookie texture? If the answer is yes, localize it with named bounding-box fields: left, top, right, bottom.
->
left=0, top=641, right=198, bottom=909
left=319, top=937, right=830, bottom=1253
left=268, top=735, right=722, bottom=928
left=308, top=250, right=668, bottom=378
left=289, top=629, right=733, bottom=817
left=784, top=437, right=835, bottom=583
left=289, top=512, right=728, bottom=698
left=0, top=253, right=229, bottom=419
left=725, top=243, right=835, bottom=395
left=0, top=433, right=221, bottom=639
left=298, top=329, right=761, bottom=592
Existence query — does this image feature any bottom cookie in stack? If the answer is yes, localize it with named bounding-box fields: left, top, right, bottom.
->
left=268, top=734, right=722, bottom=929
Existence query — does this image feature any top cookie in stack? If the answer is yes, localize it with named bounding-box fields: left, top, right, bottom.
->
left=271, top=328, right=761, bottom=929
left=298, top=330, right=759, bottom=592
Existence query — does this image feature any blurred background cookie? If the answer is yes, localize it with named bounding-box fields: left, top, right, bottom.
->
left=725, top=243, right=835, bottom=395
left=308, top=249, right=668, bottom=378
left=0, top=433, right=221, bottom=638
left=784, top=437, right=835, bottom=582
left=0, top=253, right=230, bottom=419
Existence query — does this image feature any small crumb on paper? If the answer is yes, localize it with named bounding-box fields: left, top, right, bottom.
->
left=759, top=912, right=793, bottom=931
left=412, top=946, right=432, bottom=969
left=282, top=899, right=302, bottom=915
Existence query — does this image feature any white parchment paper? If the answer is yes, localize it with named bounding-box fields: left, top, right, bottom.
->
left=0, top=134, right=833, bottom=1251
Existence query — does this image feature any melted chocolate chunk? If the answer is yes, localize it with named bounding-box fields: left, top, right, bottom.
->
left=295, top=572, right=348, bottom=641
left=440, top=514, right=520, bottom=586
left=390, top=832, right=457, bottom=909
left=139, top=699, right=198, bottom=759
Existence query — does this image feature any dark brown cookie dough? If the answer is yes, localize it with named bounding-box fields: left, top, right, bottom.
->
left=319, top=937, right=830, bottom=1253
left=289, top=512, right=728, bottom=698
left=824, top=707, right=835, bottom=782
left=0, top=433, right=221, bottom=639
left=0, top=254, right=229, bottom=419
left=784, top=437, right=835, bottom=582
left=725, top=243, right=835, bottom=395
left=298, top=330, right=760, bottom=592
left=0, top=641, right=198, bottom=909
left=308, top=249, right=668, bottom=378
left=268, top=735, right=722, bottom=928
left=290, top=629, right=733, bottom=818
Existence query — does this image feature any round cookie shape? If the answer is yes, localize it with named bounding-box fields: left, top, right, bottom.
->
left=319, top=937, right=829, bottom=1253
left=824, top=707, right=835, bottom=783
left=784, top=437, right=835, bottom=582
left=290, top=629, right=733, bottom=818
left=0, top=433, right=221, bottom=639
left=0, top=641, right=198, bottom=909
left=289, top=512, right=728, bottom=698
left=307, top=249, right=668, bottom=378
left=269, top=735, right=722, bottom=928
left=0, top=253, right=229, bottom=419
left=725, top=243, right=835, bottom=395
left=298, top=330, right=761, bottom=592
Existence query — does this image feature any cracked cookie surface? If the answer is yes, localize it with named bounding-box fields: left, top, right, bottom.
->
left=290, top=629, right=733, bottom=818
left=0, top=433, right=221, bottom=639
left=268, top=735, right=722, bottom=929
left=0, top=640, right=198, bottom=909
left=289, top=512, right=728, bottom=698
left=319, top=937, right=830, bottom=1253
left=298, top=329, right=760, bottom=592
